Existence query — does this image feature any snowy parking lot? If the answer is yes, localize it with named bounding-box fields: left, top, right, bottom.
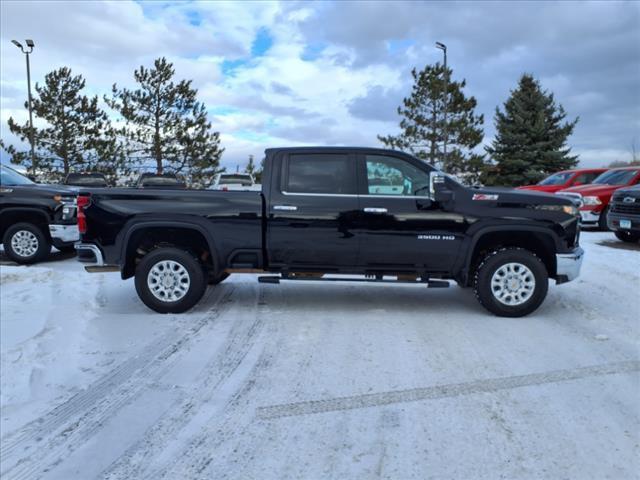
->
left=0, top=231, right=639, bottom=479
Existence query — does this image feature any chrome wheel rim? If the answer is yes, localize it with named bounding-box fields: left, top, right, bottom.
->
left=490, top=262, right=536, bottom=306
left=11, top=230, right=39, bottom=257
left=147, top=260, right=191, bottom=302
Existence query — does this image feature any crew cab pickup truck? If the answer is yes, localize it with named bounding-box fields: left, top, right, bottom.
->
left=517, top=168, right=607, bottom=193
left=607, top=184, right=640, bottom=242
left=76, top=147, right=584, bottom=317
left=0, top=165, right=78, bottom=264
left=556, top=166, right=640, bottom=230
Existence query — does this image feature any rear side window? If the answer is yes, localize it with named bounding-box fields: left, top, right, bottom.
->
left=286, top=154, right=356, bottom=194
left=572, top=172, right=599, bottom=185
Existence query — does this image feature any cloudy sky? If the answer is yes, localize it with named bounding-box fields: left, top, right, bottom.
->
left=1, top=0, right=639, bottom=171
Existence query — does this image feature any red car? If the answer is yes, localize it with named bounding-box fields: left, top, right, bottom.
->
left=557, top=166, right=640, bottom=229
left=517, top=168, right=608, bottom=193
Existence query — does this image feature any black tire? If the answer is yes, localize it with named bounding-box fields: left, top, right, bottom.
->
left=598, top=206, right=610, bottom=231
left=2, top=222, right=51, bottom=264
left=473, top=247, right=549, bottom=318
left=614, top=230, right=640, bottom=243
left=134, top=247, right=206, bottom=314
left=208, top=271, right=229, bottom=285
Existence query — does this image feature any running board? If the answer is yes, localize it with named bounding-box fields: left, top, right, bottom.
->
left=258, top=276, right=450, bottom=288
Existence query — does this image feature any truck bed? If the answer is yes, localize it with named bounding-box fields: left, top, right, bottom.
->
left=80, top=188, right=264, bottom=268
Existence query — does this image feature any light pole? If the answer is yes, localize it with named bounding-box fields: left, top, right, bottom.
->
left=435, top=41, right=447, bottom=170
left=11, top=39, right=36, bottom=172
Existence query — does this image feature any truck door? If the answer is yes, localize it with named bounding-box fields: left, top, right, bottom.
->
left=267, top=151, right=360, bottom=269
left=355, top=153, right=465, bottom=273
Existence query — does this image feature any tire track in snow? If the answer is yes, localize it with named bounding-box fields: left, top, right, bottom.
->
left=101, top=283, right=268, bottom=480
left=0, top=285, right=235, bottom=480
left=256, top=360, right=640, bottom=419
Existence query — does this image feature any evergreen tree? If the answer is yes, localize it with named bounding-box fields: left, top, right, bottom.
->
left=484, top=74, right=579, bottom=186
left=378, top=63, right=485, bottom=183
left=4, top=67, right=121, bottom=180
left=106, top=57, right=223, bottom=182
left=244, top=155, right=256, bottom=176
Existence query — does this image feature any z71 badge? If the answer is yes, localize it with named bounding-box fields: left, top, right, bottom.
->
left=472, top=193, right=499, bottom=201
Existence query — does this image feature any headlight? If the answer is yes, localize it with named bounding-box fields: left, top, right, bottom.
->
left=582, top=196, right=602, bottom=206
left=562, top=205, right=579, bottom=216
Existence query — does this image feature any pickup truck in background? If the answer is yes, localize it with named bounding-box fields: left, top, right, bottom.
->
left=64, top=172, right=109, bottom=188
left=607, top=184, right=640, bottom=242
left=556, top=166, right=640, bottom=230
left=0, top=165, right=78, bottom=264
left=75, top=147, right=584, bottom=317
left=517, top=168, right=607, bottom=193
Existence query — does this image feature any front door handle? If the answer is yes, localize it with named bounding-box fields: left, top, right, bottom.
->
left=363, top=207, right=388, bottom=213
left=273, top=205, right=298, bottom=211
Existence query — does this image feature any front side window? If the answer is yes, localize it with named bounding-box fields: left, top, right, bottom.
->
left=365, top=155, right=430, bottom=196
left=286, top=154, right=355, bottom=194
left=538, top=172, right=572, bottom=186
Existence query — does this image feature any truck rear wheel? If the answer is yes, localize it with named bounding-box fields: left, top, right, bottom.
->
left=473, top=248, right=548, bottom=317
left=2, top=222, right=51, bottom=265
left=135, top=247, right=206, bottom=314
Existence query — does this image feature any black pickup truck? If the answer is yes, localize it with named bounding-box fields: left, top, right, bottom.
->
left=76, top=147, right=584, bottom=317
left=1, top=165, right=78, bottom=264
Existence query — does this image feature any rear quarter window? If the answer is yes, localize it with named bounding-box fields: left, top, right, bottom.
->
left=286, top=154, right=356, bottom=194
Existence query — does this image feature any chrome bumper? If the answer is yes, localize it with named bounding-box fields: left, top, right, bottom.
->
left=75, top=243, right=104, bottom=265
left=579, top=210, right=600, bottom=224
left=556, top=247, right=585, bottom=284
left=49, top=224, right=79, bottom=243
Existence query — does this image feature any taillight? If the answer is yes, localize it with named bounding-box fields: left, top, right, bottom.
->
left=77, top=194, right=91, bottom=234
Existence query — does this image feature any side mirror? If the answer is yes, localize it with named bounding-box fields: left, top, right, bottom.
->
left=429, top=172, right=453, bottom=203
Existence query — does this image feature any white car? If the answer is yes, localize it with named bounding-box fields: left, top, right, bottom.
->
left=210, top=173, right=261, bottom=191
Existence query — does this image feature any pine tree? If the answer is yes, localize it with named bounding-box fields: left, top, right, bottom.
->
left=106, top=57, right=223, bottom=182
left=244, top=155, right=256, bottom=176
left=4, top=67, right=121, bottom=181
left=484, top=74, right=579, bottom=186
left=378, top=63, right=485, bottom=183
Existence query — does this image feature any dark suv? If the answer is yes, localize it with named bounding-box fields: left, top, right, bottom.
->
left=0, top=165, right=78, bottom=264
left=607, top=184, right=640, bottom=242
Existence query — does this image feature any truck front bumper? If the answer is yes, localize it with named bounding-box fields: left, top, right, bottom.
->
left=579, top=209, right=600, bottom=225
left=556, top=247, right=585, bottom=284
left=49, top=224, right=79, bottom=243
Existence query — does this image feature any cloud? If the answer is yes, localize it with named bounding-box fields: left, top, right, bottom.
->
left=1, top=0, right=639, bottom=172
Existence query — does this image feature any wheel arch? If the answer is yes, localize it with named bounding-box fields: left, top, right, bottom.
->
left=0, top=208, right=51, bottom=241
left=458, top=226, right=561, bottom=286
left=119, top=220, right=219, bottom=280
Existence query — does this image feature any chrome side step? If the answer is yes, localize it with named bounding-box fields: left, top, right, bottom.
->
left=258, top=276, right=450, bottom=287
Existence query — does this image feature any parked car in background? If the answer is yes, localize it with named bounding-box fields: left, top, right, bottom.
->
left=517, top=168, right=607, bottom=193
left=607, top=184, right=640, bottom=242
left=557, top=166, right=640, bottom=230
left=210, top=173, right=260, bottom=191
left=75, top=146, right=583, bottom=318
left=64, top=172, right=109, bottom=187
left=0, top=165, right=78, bottom=264
left=136, top=173, right=186, bottom=189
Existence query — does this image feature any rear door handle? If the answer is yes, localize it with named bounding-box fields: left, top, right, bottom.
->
left=273, top=205, right=298, bottom=211
left=363, top=207, right=388, bottom=213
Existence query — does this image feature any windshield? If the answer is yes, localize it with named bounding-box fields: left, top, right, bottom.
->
left=0, top=165, right=34, bottom=186
left=219, top=174, right=253, bottom=185
left=538, top=172, right=572, bottom=186
left=593, top=169, right=639, bottom=186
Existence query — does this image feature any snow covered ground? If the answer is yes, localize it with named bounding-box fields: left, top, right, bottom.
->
left=1, top=232, right=639, bottom=480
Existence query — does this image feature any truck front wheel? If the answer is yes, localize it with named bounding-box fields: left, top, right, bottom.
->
left=2, top=222, right=51, bottom=265
left=135, top=247, right=206, bottom=314
left=473, top=248, right=548, bottom=317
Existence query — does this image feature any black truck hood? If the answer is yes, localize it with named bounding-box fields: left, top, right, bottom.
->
left=8, top=183, right=78, bottom=196
left=469, top=186, right=574, bottom=206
